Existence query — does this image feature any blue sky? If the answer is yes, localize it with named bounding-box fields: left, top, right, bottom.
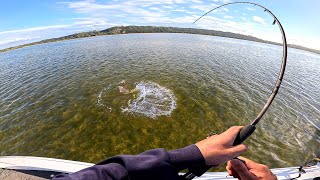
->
left=0, top=0, right=319, bottom=50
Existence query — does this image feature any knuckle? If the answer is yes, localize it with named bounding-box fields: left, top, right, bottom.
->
left=229, top=126, right=241, bottom=131
left=241, top=144, right=248, bottom=151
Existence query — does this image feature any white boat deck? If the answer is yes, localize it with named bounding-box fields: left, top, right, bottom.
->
left=0, top=168, right=47, bottom=180
left=0, top=156, right=319, bottom=180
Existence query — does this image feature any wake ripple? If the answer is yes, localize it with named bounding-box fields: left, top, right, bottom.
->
left=122, top=81, right=176, bottom=118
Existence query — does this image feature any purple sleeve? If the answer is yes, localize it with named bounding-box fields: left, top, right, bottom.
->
left=53, top=144, right=205, bottom=180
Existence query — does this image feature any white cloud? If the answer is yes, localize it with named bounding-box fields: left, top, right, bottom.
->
left=247, top=7, right=255, bottom=11
left=211, top=0, right=233, bottom=3
left=288, top=36, right=320, bottom=50
left=0, top=25, right=70, bottom=35
left=162, top=5, right=174, bottom=9
left=192, top=14, right=284, bottom=45
left=0, top=25, right=73, bottom=49
left=253, top=16, right=266, bottom=25
left=224, top=15, right=233, bottom=19
left=240, top=17, right=247, bottom=21
left=63, top=0, right=170, bottom=20
left=0, top=36, right=41, bottom=46
left=149, top=7, right=162, bottom=11
left=194, top=16, right=247, bottom=33
left=174, top=0, right=186, bottom=3
left=171, top=9, right=194, bottom=14
left=0, top=18, right=119, bottom=49
left=190, top=5, right=212, bottom=12
left=222, top=7, right=229, bottom=12
left=191, top=0, right=203, bottom=3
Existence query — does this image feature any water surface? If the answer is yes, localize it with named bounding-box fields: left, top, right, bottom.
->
left=0, top=34, right=319, bottom=170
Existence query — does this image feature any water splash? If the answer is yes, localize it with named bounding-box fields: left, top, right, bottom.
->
left=122, top=81, right=176, bottom=118
left=97, top=87, right=107, bottom=107
left=97, top=81, right=176, bottom=118
left=96, top=85, right=113, bottom=112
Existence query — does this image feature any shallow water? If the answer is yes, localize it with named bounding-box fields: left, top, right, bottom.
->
left=0, top=34, right=319, bottom=170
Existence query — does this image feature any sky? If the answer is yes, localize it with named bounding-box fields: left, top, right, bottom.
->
left=0, top=0, right=319, bottom=50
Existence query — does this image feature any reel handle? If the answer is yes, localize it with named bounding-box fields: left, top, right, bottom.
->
left=182, top=125, right=256, bottom=179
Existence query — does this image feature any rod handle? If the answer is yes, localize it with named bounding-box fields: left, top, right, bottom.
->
left=233, top=125, right=256, bottom=145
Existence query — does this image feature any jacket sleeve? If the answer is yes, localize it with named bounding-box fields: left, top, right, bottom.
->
left=53, top=144, right=205, bottom=180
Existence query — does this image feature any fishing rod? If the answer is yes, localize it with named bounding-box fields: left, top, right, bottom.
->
left=181, top=2, right=287, bottom=179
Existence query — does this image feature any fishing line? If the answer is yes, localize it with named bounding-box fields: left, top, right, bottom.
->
left=182, top=2, right=288, bottom=179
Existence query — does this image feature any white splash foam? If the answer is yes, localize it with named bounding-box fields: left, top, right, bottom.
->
left=96, top=85, right=113, bottom=112
left=122, top=81, right=176, bottom=118
left=97, top=87, right=106, bottom=107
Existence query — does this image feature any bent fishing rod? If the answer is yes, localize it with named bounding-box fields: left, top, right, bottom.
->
left=181, top=2, right=287, bottom=179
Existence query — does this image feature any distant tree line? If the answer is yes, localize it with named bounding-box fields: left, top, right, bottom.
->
left=1, top=26, right=319, bottom=55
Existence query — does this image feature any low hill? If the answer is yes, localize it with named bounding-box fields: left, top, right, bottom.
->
left=1, top=26, right=319, bottom=55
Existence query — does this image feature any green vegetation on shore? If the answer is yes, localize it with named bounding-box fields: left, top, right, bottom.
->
left=1, top=26, right=319, bottom=55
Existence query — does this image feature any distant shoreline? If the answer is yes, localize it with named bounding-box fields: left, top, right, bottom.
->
left=1, top=26, right=319, bottom=55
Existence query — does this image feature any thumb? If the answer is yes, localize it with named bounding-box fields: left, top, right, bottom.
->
left=230, top=159, right=256, bottom=180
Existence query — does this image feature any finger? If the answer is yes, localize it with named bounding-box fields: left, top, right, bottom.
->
left=227, top=161, right=240, bottom=178
left=221, top=126, right=244, bottom=142
left=230, top=159, right=256, bottom=180
left=227, top=144, right=248, bottom=158
left=226, top=161, right=233, bottom=175
left=237, top=156, right=258, bottom=169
